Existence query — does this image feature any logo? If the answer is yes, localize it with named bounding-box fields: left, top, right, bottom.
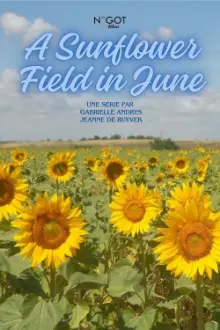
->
left=94, top=16, right=126, bottom=29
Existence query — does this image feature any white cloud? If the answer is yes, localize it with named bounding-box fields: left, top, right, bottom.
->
left=141, top=26, right=174, bottom=42
left=0, top=12, right=57, bottom=44
left=1, top=68, right=18, bottom=85
left=141, top=31, right=155, bottom=41
left=0, top=12, right=29, bottom=34
left=0, top=68, right=220, bottom=141
left=23, top=18, right=57, bottom=44
left=158, top=26, right=174, bottom=39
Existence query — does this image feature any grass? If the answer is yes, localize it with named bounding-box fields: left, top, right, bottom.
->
left=1, top=139, right=220, bottom=150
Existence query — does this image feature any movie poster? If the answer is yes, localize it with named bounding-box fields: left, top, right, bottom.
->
left=0, top=1, right=219, bottom=330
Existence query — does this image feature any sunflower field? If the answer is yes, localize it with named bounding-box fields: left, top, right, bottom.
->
left=1, top=145, right=220, bottom=330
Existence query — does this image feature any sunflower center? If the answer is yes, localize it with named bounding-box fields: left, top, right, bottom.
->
left=43, top=220, right=63, bottom=240
left=8, top=164, right=16, bottom=173
left=139, top=166, right=146, bottom=173
left=124, top=200, right=145, bottom=222
left=53, top=162, right=68, bottom=176
left=15, top=153, right=24, bottom=161
left=178, top=222, right=212, bottom=260
left=168, top=172, right=176, bottom=179
left=88, top=160, right=95, bottom=167
left=176, top=160, right=186, bottom=169
left=106, top=162, right=123, bottom=180
left=156, top=175, right=163, bottom=183
left=33, top=214, right=69, bottom=249
left=0, top=180, right=14, bottom=206
left=149, top=157, right=157, bottom=165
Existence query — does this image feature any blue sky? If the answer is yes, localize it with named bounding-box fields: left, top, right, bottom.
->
left=0, top=1, right=220, bottom=141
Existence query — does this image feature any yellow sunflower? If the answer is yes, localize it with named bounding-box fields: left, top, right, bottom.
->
left=101, top=158, right=129, bottom=188
left=197, top=159, right=208, bottom=182
left=167, top=181, right=176, bottom=187
left=12, top=150, right=28, bottom=165
left=0, top=165, right=28, bottom=221
left=167, top=161, right=174, bottom=170
left=174, top=157, right=189, bottom=173
left=97, top=159, right=104, bottom=167
left=195, top=145, right=205, bottom=153
left=102, top=149, right=110, bottom=158
left=47, top=152, right=75, bottom=182
left=197, top=158, right=209, bottom=170
left=154, top=201, right=220, bottom=279
left=148, top=156, right=159, bottom=167
left=115, top=147, right=121, bottom=153
left=84, top=157, right=99, bottom=172
left=167, top=170, right=178, bottom=180
left=12, top=193, right=87, bottom=268
left=197, top=169, right=207, bottom=182
left=4, top=162, right=19, bottom=174
left=110, top=183, right=162, bottom=237
left=167, top=182, right=212, bottom=212
left=156, top=172, right=165, bottom=184
left=137, top=162, right=149, bottom=173
left=204, top=154, right=212, bottom=164
left=70, top=151, right=76, bottom=158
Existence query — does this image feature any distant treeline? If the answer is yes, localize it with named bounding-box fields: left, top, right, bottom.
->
left=79, top=135, right=157, bottom=141
left=79, top=135, right=180, bottom=150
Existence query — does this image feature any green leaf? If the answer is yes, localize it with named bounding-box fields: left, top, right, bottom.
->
left=0, top=248, right=9, bottom=272
left=53, top=296, right=72, bottom=320
left=211, top=193, right=220, bottom=211
left=0, top=295, right=24, bottom=330
left=21, top=295, right=39, bottom=318
left=84, top=205, right=96, bottom=222
left=0, top=220, right=12, bottom=232
left=22, top=300, right=62, bottom=330
left=0, top=250, right=31, bottom=275
left=8, top=254, right=31, bottom=276
left=157, top=300, right=176, bottom=310
left=69, top=303, right=90, bottom=329
left=174, top=275, right=196, bottom=294
left=123, top=308, right=156, bottom=330
left=75, top=245, right=99, bottom=267
left=0, top=229, right=18, bottom=242
left=152, top=323, right=176, bottom=330
left=88, top=307, right=103, bottom=329
left=33, top=182, right=54, bottom=195
left=127, top=288, right=145, bottom=306
left=205, top=321, right=219, bottom=330
left=127, top=282, right=156, bottom=306
left=65, top=272, right=107, bottom=293
left=8, top=269, right=47, bottom=298
left=108, top=261, right=142, bottom=298
left=213, top=308, right=220, bottom=324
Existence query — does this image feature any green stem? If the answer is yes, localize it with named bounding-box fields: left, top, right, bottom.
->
left=140, top=236, right=147, bottom=307
left=109, top=186, right=113, bottom=203
left=56, top=179, right=59, bottom=195
left=176, top=301, right=181, bottom=330
left=50, top=266, right=56, bottom=299
left=43, top=270, right=50, bottom=295
left=174, top=278, right=181, bottom=330
left=105, top=186, right=113, bottom=272
left=196, top=274, right=204, bottom=330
